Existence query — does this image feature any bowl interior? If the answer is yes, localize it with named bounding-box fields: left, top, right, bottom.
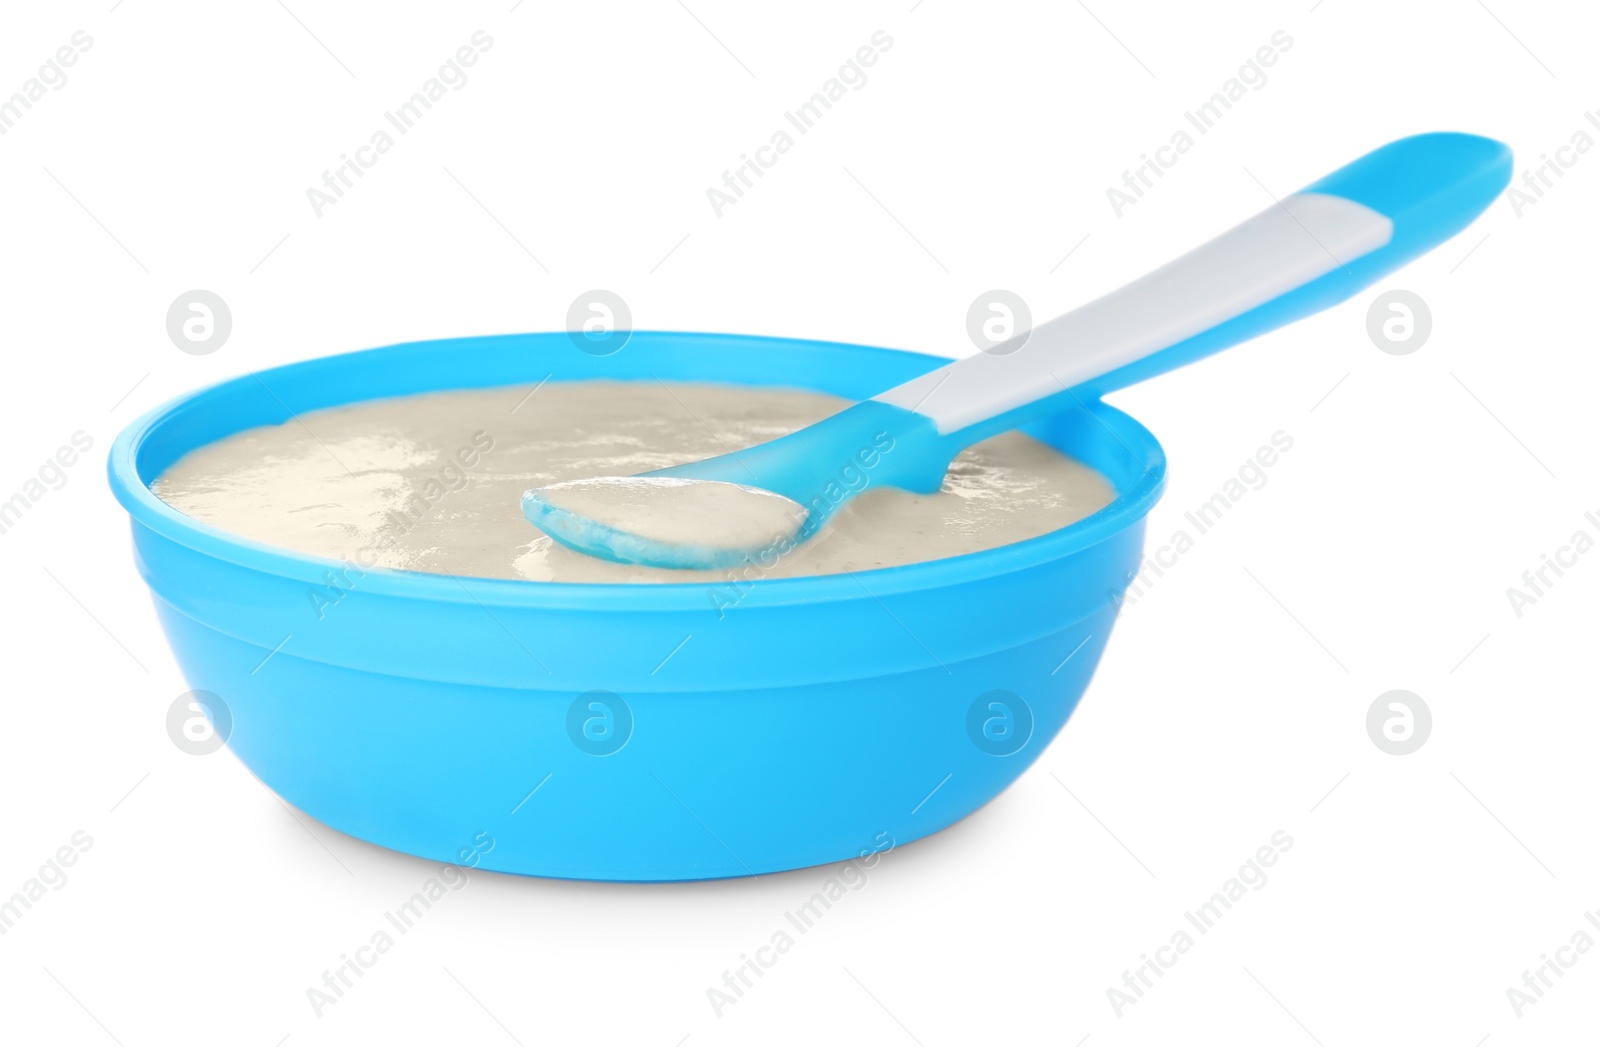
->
left=111, top=331, right=1166, bottom=600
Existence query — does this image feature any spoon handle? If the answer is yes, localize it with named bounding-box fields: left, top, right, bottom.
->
left=875, top=132, right=1511, bottom=435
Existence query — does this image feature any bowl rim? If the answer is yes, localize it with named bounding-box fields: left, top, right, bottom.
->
left=107, top=331, right=1167, bottom=610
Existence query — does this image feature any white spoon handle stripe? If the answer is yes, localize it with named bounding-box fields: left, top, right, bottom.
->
left=875, top=193, right=1392, bottom=434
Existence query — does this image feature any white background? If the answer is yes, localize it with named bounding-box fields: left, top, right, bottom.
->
left=1, top=0, right=1595, bottom=1044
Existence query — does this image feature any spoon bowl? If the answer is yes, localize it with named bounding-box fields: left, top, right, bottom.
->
left=522, top=476, right=807, bottom=570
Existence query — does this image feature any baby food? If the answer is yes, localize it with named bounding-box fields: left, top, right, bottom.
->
left=152, top=381, right=1116, bottom=583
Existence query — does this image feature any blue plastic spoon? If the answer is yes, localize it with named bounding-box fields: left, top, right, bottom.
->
left=523, top=132, right=1511, bottom=570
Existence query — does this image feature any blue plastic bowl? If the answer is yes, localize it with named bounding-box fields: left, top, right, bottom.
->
left=108, top=332, right=1164, bottom=881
